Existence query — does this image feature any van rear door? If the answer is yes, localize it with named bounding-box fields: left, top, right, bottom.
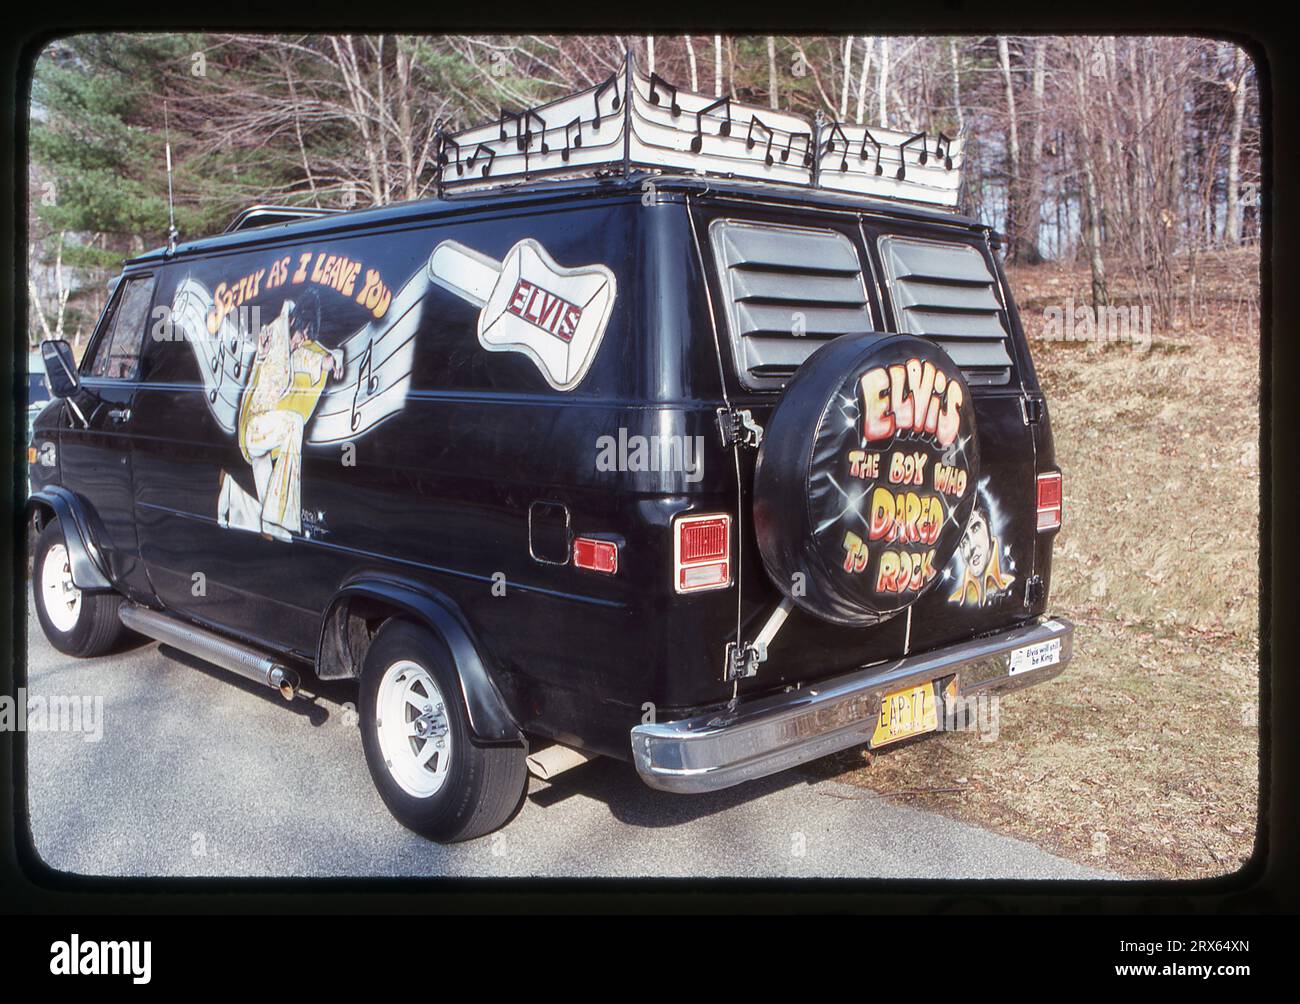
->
left=692, top=199, right=1040, bottom=693
left=863, top=222, right=1041, bottom=654
left=690, top=199, right=913, bottom=694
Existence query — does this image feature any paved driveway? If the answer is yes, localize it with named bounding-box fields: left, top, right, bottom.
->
left=21, top=597, right=1112, bottom=879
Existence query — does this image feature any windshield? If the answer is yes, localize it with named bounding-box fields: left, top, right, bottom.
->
left=28, top=370, right=50, bottom=407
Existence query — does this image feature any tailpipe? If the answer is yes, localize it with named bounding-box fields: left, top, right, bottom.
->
left=526, top=743, right=596, bottom=781
left=119, top=604, right=300, bottom=701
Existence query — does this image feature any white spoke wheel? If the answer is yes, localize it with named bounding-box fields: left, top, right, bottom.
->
left=40, top=542, right=82, bottom=632
left=375, top=660, right=453, bottom=798
left=31, top=516, right=134, bottom=658
left=358, top=620, right=528, bottom=842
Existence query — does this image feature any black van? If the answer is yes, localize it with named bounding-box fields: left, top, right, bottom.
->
left=28, top=64, right=1071, bottom=842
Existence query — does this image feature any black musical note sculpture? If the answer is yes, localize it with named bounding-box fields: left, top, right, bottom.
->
left=648, top=73, right=681, bottom=117
left=935, top=132, right=954, bottom=170
left=466, top=143, right=496, bottom=178
left=561, top=117, right=583, bottom=162
left=499, top=109, right=549, bottom=154
left=498, top=109, right=520, bottom=144
left=858, top=128, right=884, bottom=176
left=592, top=74, right=622, bottom=132
left=781, top=131, right=813, bottom=168
left=523, top=109, right=549, bottom=154
left=896, top=131, right=929, bottom=181
left=745, top=115, right=775, bottom=166
left=823, top=122, right=851, bottom=172
left=436, top=133, right=463, bottom=176
left=690, top=96, right=733, bottom=153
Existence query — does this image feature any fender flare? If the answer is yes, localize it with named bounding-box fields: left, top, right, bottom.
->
left=318, top=573, right=523, bottom=746
left=26, top=487, right=113, bottom=590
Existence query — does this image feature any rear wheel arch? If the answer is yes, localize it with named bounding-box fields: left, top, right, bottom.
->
left=316, top=575, right=523, bottom=747
left=26, top=488, right=113, bottom=590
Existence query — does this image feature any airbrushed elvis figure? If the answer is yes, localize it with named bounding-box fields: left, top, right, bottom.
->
left=218, top=289, right=343, bottom=541
left=948, top=503, right=1016, bottom=607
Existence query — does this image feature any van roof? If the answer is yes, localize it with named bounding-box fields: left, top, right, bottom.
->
left=127, top=172, right=989, bottom=268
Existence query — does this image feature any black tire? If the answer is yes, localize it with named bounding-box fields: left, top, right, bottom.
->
left=32, top=517, right=132, bottom=658
left=753, top=333, right=981, bottom=627
left=358, top=619, right=527, bottom=842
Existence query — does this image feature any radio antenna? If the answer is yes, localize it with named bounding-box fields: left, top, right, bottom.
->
left=163, top=99, right=179, bottom=254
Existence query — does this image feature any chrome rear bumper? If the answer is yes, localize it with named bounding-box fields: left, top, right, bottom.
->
left=631, top=616, right=1072, bottom=794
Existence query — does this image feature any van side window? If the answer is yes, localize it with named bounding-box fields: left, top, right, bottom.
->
left=87, top=274, right=156, bottom=380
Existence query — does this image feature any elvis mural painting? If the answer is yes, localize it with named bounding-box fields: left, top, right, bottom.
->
left=946, top=486, right=1017, bottom=607
left=167, top=236, right=618, bottom=541
left=822, top=350, right=1019, bottom=613
left=170, top=247, right=426, bottom=541
left=836, top=353, right=975, bottom=601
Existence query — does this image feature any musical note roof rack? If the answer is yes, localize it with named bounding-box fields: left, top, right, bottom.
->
left=435, top=55, right=964, bottom=209
left=225, top=205, right=346, bottom=234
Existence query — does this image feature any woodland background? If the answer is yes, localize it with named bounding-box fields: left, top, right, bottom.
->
left=25, top=33, right=1264, bottom=877
left=28, top=33, right=1260, bottom=350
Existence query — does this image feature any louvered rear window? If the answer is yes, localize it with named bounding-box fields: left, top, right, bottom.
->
left=878, top=236, right=1014, bottom=385
left=709, top=220, right=873, bottom=390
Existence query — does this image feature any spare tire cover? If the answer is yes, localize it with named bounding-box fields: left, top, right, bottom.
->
left=753, top=333, right=980, bottom=627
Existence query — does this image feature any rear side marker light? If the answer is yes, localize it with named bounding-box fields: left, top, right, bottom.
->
left=573, top=537, right=618, bottom=574
left=675, top=513, right=732, bottom=593
left=1036, top=471, right=1062, bottom=532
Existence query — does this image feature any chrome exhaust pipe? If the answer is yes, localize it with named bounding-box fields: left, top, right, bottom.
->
left=119, top=604, right=300, bottom=700
left=526, top=743, right=596, bottom=780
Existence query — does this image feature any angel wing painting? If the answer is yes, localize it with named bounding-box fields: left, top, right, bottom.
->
left=170, top=259, right=430, bottom=540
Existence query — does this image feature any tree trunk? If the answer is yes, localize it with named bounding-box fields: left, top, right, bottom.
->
left=1019, top=37, right=1048, bottom=263
left=1225, top=46, right=1248, bottom=246
left=996, top=38, right=1023, bottom=261
left=684, top=35, right=699, bottom=91
left=877, top=37, right=890, bottom=127
left=839, top=36, right=853, bottom=119
left=855, top=37, right=872, bottom=124
left=767, top=36, right=778, bottom=109
left=950, top=38, right=964, bottom=132
left=714, top=35, right=723, bottom=97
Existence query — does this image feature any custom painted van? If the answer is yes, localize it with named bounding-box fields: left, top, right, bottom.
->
left=28, top=62, right=1070, bottom=841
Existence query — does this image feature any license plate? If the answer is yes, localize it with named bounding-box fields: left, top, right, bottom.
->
left=870, top=682, right=938, bottom=748
left=1008, top=638, right=1061, bottom=676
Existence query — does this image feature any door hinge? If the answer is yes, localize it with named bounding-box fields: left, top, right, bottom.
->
left=724, top=640, right=766, bottom=681
left=723, top=598, right=793, bottom=681
left=717, top=407, right=764, bottom=449
left=1020, top=395, right=1045, bottom=425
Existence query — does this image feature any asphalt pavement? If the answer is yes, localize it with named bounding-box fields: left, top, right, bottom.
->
left=21, top=594, right=1113, bottom=880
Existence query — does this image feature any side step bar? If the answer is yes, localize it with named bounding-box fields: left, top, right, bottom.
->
left=119, top=604, right=300, bottom=700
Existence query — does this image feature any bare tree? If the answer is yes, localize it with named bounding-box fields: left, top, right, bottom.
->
left=767, top=36, right=778, bottom=110
left=1225, top=46, right=1249, bottom=246
left=854, top=36, right=873, bottom=124
left=996, top=37, right=1024, bottom=261
left=683, top=35, right=699, bottom=91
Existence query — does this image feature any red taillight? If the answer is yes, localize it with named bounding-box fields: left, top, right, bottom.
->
left=675, top=513, right=731, bottom=593
left=573, top=537, right=618, bottom=574
left=1036, top=471, right=1062, bottom=532
left=680, top=517, right=728, bottom=562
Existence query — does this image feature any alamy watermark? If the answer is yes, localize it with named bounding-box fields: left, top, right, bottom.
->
left=1040, top=297, right=1152, bottom=354
left=0, top=688, right=104, bottom=742
left=596, top=428, right=704, bottom=484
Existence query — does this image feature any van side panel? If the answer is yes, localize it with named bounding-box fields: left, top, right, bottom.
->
left=133, top=199, right=735, bottom=757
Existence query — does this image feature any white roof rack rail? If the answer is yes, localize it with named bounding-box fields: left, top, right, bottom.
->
left=435, top=55, right=964, bottom=209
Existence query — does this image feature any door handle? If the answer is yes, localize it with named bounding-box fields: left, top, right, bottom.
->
left=108, top=407, right=132, bottom=423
